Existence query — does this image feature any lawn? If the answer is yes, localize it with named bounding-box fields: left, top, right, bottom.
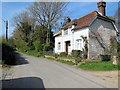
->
left=79, top=61, right=120, bottom=71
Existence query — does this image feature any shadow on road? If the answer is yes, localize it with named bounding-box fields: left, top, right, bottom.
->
left=2, top=77, right=45, bottom=89
left=14, top=52, right=29, bottom=65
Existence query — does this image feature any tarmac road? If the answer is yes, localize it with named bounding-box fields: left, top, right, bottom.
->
left=2, top=53, right=117, bottom=88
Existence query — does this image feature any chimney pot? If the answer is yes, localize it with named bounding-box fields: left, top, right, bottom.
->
left=97, top=0, right=106, bottom=16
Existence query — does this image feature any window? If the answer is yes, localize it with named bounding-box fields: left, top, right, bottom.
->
left=58, top=42, right=61, bottom=50
left=64, top=30, right=68, bottom=35
left=76, top=39, right=82, bottom=50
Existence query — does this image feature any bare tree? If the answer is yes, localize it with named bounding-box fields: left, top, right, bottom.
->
left=28, top=2, right=68, bottom=45
left=13, top=11, right=35, bottom=28
left=12, top=11, right=35, bottom=43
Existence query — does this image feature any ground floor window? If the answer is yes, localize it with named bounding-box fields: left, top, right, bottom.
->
left=58, top=42, right=61, bottom=50
left=76, top=39, right=82, bottom=50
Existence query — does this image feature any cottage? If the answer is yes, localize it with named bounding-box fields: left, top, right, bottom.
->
left=54, top=1, right=118, bottom=59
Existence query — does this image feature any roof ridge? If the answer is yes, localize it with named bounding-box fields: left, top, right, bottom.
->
left=77, top=10, right=98, bottom=20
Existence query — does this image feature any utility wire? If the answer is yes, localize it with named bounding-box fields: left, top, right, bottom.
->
left=0, top=17, right=6, bottom=22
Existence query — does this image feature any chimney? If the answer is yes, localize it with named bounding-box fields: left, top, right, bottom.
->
left=97, top=0, right=106, bottom=16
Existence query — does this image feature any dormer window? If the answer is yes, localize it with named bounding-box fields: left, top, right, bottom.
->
left=64, top=29, right=68, bottom=35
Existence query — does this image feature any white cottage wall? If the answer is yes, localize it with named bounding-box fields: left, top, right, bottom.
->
left=73, top=28, right=89, bottom=51
left=55, top=27, right=89, bottom=54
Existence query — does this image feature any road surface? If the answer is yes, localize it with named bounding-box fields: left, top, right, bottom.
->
left=2, top=53, right=118, bottom=88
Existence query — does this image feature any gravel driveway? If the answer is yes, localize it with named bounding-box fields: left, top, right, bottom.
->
left=1, top=53, right=119, bottom=88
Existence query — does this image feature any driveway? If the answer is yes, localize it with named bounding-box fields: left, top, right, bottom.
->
left=2, top=53, right=118, bottom=88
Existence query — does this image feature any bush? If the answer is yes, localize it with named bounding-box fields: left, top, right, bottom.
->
left=59, top=52, right=67, bottom=57
left=33, top=40, right=43, bottom=52
left=2, top=40, right=16, bottom=65
left=37, top=51, right=44, bottom=57
left=43, top=44, right=53, bottom=51
left=71, top=50, right=83, bottom=58
left=29, top=45, right=35, bottom=50
left=54, top=54, right=59, bottom=58
left=99, top=54, right=111, bottom=61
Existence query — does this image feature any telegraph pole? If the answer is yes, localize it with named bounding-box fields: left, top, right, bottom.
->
left=0, top=17, right=8, bottom=41
left=6, top=20, right=8, bottom=41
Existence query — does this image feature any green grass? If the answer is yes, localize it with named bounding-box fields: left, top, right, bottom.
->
left=57, top=60, right=76, bottom=65
left=17, top=49, right=44, bottom=57
left=79, top=61, right=120, bottom=71
left=46, top=57, right=76, bottom=65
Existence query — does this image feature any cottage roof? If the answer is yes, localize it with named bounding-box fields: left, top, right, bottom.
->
left=54, top=11, right=115, bottom=36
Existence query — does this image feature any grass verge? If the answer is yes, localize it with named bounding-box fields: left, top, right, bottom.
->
left=79, top=61, right=120, bottom=71
left=57, top=59, right=76, bottom=65
left=46, top=57, right=76, bottom=65
left=17, top=49, right=44, bottom=57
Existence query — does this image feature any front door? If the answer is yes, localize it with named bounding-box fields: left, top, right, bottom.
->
left=65, top=41, right=70, bottom=53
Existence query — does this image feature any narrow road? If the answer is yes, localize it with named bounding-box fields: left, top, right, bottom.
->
left=2, top=53, right=117, bottom=88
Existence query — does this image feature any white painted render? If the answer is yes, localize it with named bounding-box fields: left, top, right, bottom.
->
left=73, top=28, right=89, bottom=51
left=54, top=25, right=89, bottom=54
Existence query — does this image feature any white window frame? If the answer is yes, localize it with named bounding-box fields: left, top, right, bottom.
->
left=64, top=29, right=68, bottom=35
left=76, top=39, right=82, bottom=50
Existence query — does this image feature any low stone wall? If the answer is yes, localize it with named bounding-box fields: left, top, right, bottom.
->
left=44, top=55, right=101, bottom=64
left=44, top=55, right=76, bottom=63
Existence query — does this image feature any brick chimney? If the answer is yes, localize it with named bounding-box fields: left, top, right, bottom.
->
left=97, top=0, right=106, bottom=16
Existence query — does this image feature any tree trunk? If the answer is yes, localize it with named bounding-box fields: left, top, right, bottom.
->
left=46, top=29, right=51, bottom=45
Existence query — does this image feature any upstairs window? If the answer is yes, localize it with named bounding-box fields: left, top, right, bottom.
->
left=64, top=29, right=68, bottom=35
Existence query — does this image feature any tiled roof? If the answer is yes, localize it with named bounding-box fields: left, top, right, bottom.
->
left=54, top=11, right=115, bottom=36
left=72, top=11, right=98, bottom=30
left=62, top=11, right=98, bottom=30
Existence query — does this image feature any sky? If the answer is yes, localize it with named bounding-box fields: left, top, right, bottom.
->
left=1, top=1, right=118, bottom=38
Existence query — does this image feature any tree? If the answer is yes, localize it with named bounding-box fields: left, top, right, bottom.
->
left=114, top=7, right=120, bottom=62
left=32, top=26, right=47, bottom=44
left=81, top=36, right=88, bottom=59
left=28, top=2, right=68, bottom=45
left=12, top=11, right=35, bottom=44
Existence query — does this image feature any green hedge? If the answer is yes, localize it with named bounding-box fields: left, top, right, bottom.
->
left=43, top=44, right=53, bottom=51
left=99, top=55, right=111, bottom=61
left=33, top=40, right=43, bottom=52
left=2, top=40, right=16, bottom=65
left=71, top=50, right=83, bottom=58
left=59, top=52, right=67, bottom=57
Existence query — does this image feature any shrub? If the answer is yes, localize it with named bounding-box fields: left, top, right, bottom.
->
left=37, top=51, right=44, bottom=57
left=29, top=45, right=35, bottom=50
left=43, top=44, right=53, bottom=51
left=71, top=50, right=83, bottom=58
left=59, top=52, right=67, bottom=57
left=99, top=54, right=111, bottom=61
left=33, top=40, right=43, bottom=52
left=2, top=40, right=16, bottom=65
left=54, top=54, right=59, bottom=58
left=75, top=58, right=81, bottom=65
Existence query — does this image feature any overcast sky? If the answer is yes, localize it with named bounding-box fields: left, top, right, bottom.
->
left=1, top=2, right=118, bottom=37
